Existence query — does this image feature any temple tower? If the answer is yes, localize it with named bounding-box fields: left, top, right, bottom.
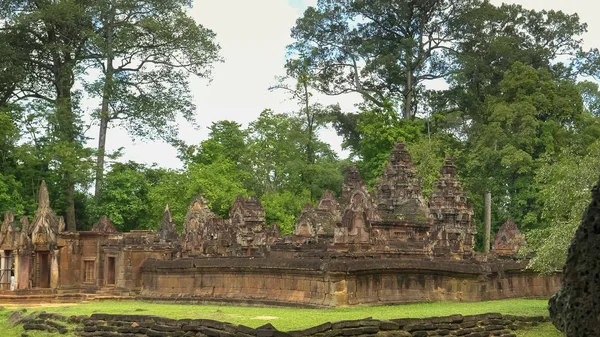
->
left=376, top=141, right=429, bottom=224
left=429, top=158, right=476, bottom=258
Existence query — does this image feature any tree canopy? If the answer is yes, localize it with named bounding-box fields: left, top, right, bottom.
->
left=1, top=0, right=598, bottom=272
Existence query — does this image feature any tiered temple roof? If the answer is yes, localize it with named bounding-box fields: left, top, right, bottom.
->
left=492, top=220, right=525, bottom=256
left=91, top=216, right=118, bottom=233
left=429, top=158, right=476, bottom=257
left=376, top=142, right=429, bottom=224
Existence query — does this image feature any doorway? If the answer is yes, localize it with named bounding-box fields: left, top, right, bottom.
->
left=37, top=252, right=50, bottom=288
left=106, top=257, right=116, bottom=285
left=0, top=251, right=13, bottom=290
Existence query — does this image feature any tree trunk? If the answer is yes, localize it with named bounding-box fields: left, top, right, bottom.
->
left=95, top=111, right=109, bottom=198
left=303, top=81, right=314, bottom=165
left=52, top=33, right=77, bottom=231
left=55, top=75, right=78, bottom=231
left=94, top=1, right=116, bottom=199
left=95, top=65, right=113, bottom=199
left=403, top=70, right=414, bottom=119
left=65, top=173, right=76, bottom=231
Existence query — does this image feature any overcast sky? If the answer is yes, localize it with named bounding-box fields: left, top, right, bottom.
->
left=86, top=0, right=600, bottom=170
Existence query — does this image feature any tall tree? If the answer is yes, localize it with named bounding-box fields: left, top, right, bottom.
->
left=88, top=0, right=221, bottom=198
left=1, top=0, right=95, bottom=230
left=464, top=62, right=583, bottom=231
left=439, top=2, right=587, bottom=121
left=288, top=0, right=477, bottom=118
left=270, top=57, right=329, bottom=164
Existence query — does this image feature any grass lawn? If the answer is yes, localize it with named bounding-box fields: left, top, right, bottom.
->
left=0, top=299, right=562, bottom=336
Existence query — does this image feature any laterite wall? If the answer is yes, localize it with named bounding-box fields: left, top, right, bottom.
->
left=139, top=257, right=561, bottom=307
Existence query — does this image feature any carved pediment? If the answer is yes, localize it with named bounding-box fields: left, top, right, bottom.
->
left=31, top=181, right=59, bottom=245
left=91, top=215, right=118, bottom=233
left=0, top=211, right=17, bottom=248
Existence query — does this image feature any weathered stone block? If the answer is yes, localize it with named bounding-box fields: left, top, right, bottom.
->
left=152, top=324, right=181, bottom=332
left=378, top=321, right=399, bottom=331
left=460, top=322, right=477, bottom=329
left=404, top=323, right=434, bottom=332
left=314, top=329, right=343, bottom=337
left=332, top=320, right=380, bottom=330
left=84, top=326, right=98, bottom=332
left=389, top=319, right=417, bottom=328
left=374, top=331, right=410, bottom=337
left=236, top=325, right=257, bottom=335
left=410, top=331, right=428, bottom=337
left=199, top=327, right=235, bottom=337
left=182, top=325, right=202, bottom=332
left=340, top=326, right=379, bottom=336
left=484, top=325, right=505, bottom=331
left=290, top=322, right=333, bottom=336
left=146, top=330, right=171, bottom=337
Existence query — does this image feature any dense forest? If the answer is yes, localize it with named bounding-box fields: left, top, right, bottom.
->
left=2, top=0, right=600, bottom=273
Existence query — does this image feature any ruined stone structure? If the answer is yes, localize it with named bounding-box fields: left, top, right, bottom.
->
left=0, top=141, right=559, bottom=307
left=549, top=176, right=600, bottom=336
left=429, top=158, right=476, bottom=258
left=492, top=220, right=525, bottom=256
left=290, top=144, right=474, bottom=258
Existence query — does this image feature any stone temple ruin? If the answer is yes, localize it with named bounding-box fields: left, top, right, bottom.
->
left=0, top=141, right=559, bottom=306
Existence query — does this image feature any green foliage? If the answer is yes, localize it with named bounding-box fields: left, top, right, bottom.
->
left=260, top=189, right=313, bottom=234
left=89, top=0, right=222, bottom=198
left=406, top=135, right=461, bottom=198
left=92, top=162, right=155, bottom=231
left=445, top=1, right=587, bottom=120
left=354, top=105, right=424, bottom=185
left=0, top=0, right=597, bottom=276
left=174, top=112, right=343, bottom=231
left=577, top=80, right=600, bottom=116
left=0, top=173, right=25, bottom=216
left=288, top=0, right=473, bottom=117
left=148, top=160, right=248, bottom=231
left=186, top=161, right=249, bottom=219
left=178, top=121, right=249, bottom=167
left=525, top=140, right=600, bottom=273
left=87, top=0, right=222, bottom=143
left=465, top=62, right=583, bottom=232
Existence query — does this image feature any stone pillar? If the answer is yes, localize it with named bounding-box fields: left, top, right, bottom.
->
left=484, top=192, right=491, bottom=254
left=17, top=251, right=30, bottom=289
left=13, top=253, right=19, bottom=290
left=50, top=250, right=59, bottom=289
left=0, top=250, right=5, bottom=289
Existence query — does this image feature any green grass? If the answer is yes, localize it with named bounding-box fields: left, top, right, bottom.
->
left=515, top=323, right=563, bottom=337
left=0, top=299, right=563, bottom=336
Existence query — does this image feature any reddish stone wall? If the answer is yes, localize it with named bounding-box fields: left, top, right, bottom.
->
left=140, top=258, right=561, bottom=307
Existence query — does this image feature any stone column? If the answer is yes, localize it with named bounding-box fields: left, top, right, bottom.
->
left=13, top=253, right=19, bottom=290
left=484, top=192, right=491, bottom=254
left=50, top=250, right=60, bottom=289
left=0, top=250, right=5, bottom=289
left=16, top=251, right=30, bottom=289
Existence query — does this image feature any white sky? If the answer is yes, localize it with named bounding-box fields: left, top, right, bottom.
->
left=86, top=0, right=600, bottom=170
